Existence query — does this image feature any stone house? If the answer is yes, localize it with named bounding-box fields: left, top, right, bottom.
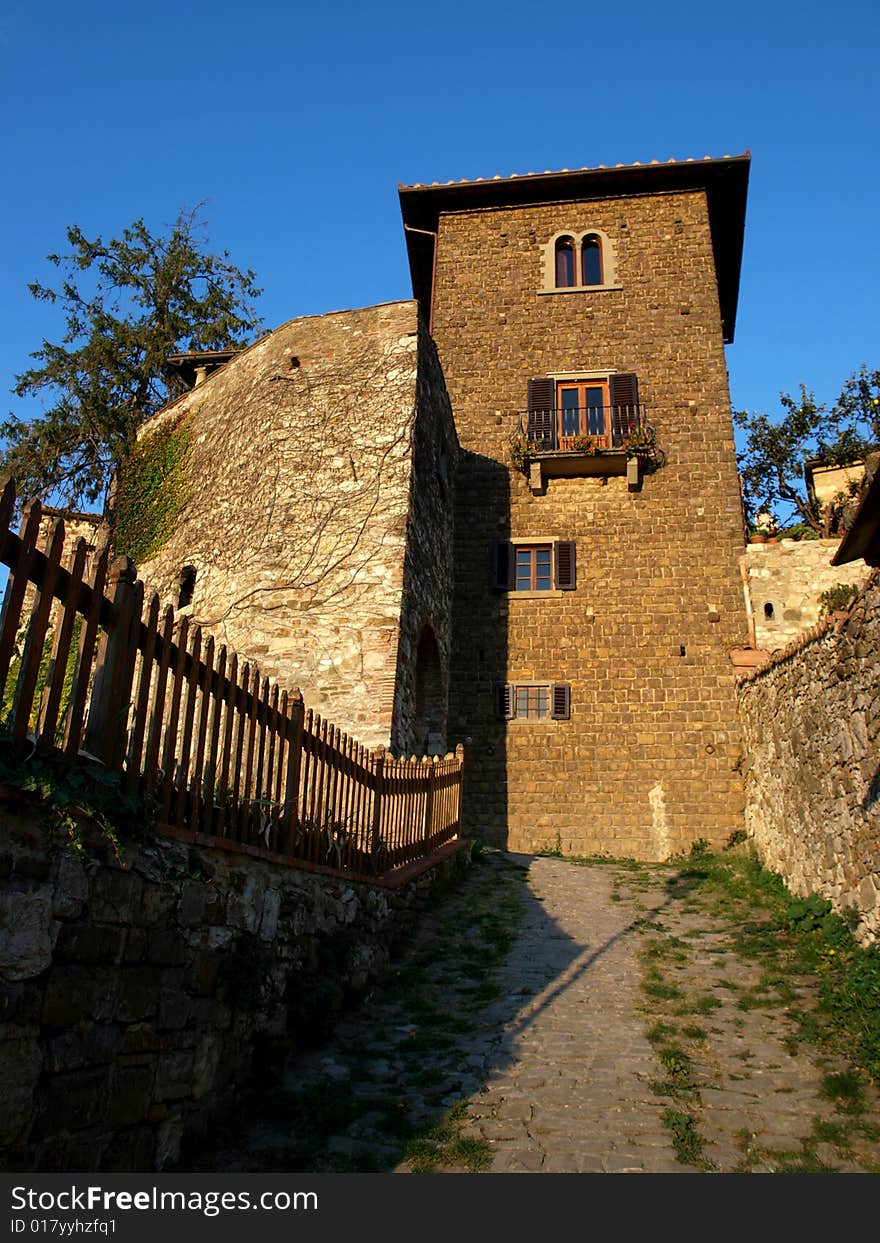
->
left=124, top=153, right=761, bottom=859
left=399, top=155, right=753, bottom=857
left=129, top=300, right=458, bottom=756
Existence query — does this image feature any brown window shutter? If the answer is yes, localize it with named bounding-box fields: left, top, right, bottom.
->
left=490, top=540, right=514, bottom=590
left=609, top=373, right=640, bottom=445
left=609, top=372, right=639, bottom=409
left=496, top=683, right=514, bottom=720
left=527, top=377, right=555, bottom=411
left=526, top=379, right=557, bottom=450
left=550, top=683, right=571, bottom=720
left=554, top=541, right=577, bottom=590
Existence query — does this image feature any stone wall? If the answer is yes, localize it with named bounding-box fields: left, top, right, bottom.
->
left=132, top=300, right=452, bottom=750
left=745, top=538, right=870, bottom=650
left=391, top=328, right=458, bottom=756
left=0, top=795, right=469, bottom=1171
left=432, top=187, right=748, bottom=857
left=736, top=571, right=880, bottom=943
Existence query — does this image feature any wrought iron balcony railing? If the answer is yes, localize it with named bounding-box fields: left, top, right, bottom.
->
left=516, top=403, right=649, bottom=452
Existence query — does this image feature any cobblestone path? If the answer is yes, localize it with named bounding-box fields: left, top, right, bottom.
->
left=187, top=851, right=880, bottom=1174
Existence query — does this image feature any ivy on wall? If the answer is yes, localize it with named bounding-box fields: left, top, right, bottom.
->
left=113, top=415, right=193, bottom=567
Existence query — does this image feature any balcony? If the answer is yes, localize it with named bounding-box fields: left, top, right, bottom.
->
left=512, top=404, right=663, bottom=494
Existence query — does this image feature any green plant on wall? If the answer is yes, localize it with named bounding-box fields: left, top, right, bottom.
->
left=112, top=415, right=192, bottom=566
left=818, top=581, right=859, bottom=617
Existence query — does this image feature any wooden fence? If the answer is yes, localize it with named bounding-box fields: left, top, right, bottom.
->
left=0, top=481, right=463, bottom=877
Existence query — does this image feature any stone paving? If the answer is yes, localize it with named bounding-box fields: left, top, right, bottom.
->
left=191, top=850, right=880, bottom=1174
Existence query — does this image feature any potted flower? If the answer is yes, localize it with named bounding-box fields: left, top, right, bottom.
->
left=624, top=425, right=657, bottom=455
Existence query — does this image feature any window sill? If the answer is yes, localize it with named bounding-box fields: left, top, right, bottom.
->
left=538, top=285, right=623, bottom=296
left=507, top=589, right=565, bottom=599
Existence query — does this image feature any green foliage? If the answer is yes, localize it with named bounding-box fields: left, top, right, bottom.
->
left=2, top=614, right=83, bottom=742
left=734, top=366, right=880, bottom=533
left=662, top=846, right=880, bottom=1089
left=0, top=735, right=157, bottom=856
left=661, top=1107, right=711, bottom=1167
left=818, top=581, right=859, bottom=617
left=113, top=415, right=193, bottom=564
left=2, top=208, right=261, bottom=510
left=509, top=436, right=540, bottom=470
left=402, top=1100, right=492, bottom=1173
left=786, top=894, right=833, bottom=932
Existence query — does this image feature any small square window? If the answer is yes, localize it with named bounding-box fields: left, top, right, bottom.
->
left=491, top=540, right=577, bottom=591
left=497, top=682, right=571, bottom=721
left=515, top=545, right=552, bottom=591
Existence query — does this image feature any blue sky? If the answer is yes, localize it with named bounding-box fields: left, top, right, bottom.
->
left=0, top=0, right=877, bottom=444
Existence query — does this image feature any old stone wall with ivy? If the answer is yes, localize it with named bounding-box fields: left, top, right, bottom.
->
left=736, top=571, right=880, bottom=943
left=126, top=300, right=455, bottom=750
left=0, top=794, right=469, bottom=1171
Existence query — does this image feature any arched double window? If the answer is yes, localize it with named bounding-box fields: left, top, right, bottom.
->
left=546, top=229, right=615, bottom=291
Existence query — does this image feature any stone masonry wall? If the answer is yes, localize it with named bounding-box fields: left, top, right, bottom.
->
left=391, top=325, right=458, bottom=756
left=432, top=188, right=748, bottom=857
left=134, top=301, right=426, bottom=749
left=737, top=571, right=880, bottom=943
left=745, top=538, right=870, bottom=651
left=0, top=795, right=469, bottom=1171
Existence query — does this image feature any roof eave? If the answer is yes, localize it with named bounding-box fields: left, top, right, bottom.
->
left=399, top=154, right=750, bottom=343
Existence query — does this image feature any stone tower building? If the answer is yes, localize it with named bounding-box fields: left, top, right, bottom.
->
left=399, top=155, right=752, bottom=857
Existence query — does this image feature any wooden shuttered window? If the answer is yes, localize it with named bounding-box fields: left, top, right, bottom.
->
left=528, top=374, right=641, bottom=449
left=497, top=682, right=571, bottom=720
left=491, top=540, right=576, bottom=591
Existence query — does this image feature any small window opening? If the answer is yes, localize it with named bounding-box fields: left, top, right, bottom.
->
left=581, top=234, right=603, bottom=285
left=763, top=602, right=775, bottom=619
left=555, top=236, right=576, bottom=287
left=679, top=645, right=686, bottom=657
left=178, top=566, right=196, bottom=610
left=289, top=355, right=300, bottom=369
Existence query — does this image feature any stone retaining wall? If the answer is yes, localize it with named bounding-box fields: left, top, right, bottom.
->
left=0, top=795, right=468, bottom=1171
left=736, top=571, right=880, bottom=942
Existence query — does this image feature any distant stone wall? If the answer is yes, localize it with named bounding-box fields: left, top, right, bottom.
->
left=737, top=571, right=880, bottom=943
left=745, top=538, right=869, bottom=650
left=0, top=796, right=469, bottom=1172
left=132, top=301, right=430, bottom=749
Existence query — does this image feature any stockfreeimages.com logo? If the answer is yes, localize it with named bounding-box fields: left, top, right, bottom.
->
left=10, top=1186, right=318, bottom=1219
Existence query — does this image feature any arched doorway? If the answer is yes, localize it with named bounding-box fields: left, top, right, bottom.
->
left=413, top=625, right=444, bottom=755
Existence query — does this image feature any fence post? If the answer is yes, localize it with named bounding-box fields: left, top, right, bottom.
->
left=453, top=742, right=465, bottom=836
left=370, top=745, right=386, bottom=865
left=422, top=756, right=436, bottom=846
left=283, top=690, right=304, bottom=855
left=82, top=555, right=137, bottom=768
